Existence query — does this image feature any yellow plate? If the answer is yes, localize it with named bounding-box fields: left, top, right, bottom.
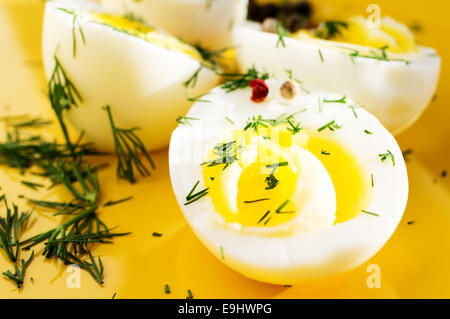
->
left=0, top=0, right=449, bottom=298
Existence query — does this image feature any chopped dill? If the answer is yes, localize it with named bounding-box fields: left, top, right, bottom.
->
left=286, top=117, right=302, bottom=135
left=184, top=66, right=203, bottom=88
left=244, top=198, right=270, bottom=204
left=317, top=120, right=342, bottom=132
left=364, top=129, right=373, bottom=135
left=225, top=116, right=234, bottom=124
left=194, top=44, right=231, bottom=70
left=321, top=149, right=330, bottom=155
left=176, top=116, right=200, bottom=126
left=21, top=180, right=45, bottom=191
left=276, top=199, right=295, bottom=214
left=258, top=210, right=271, bottom=224
left=220, top=246, right=225, bottom=260
left=323, top=96, right=347, bottom=104
left=265, top=174, right=279, bottom=190
left=6, top=117, right=52, bottom=129
left=184, top=180, right=209, bottom=205
left=165, top=284, right=171, bottom=294
left=276, top=22, right=289, bottom=48
left=202, top=141, right=243, bottom=170
left=378, top=150, right=395, bottom=166
left=361, top=209, right=380, bottom=217
left=318, top=49, right=324, bottom=62
left=266, top=162, right=288, bottom=175
left=348, top=104, right=359, bottom=118
left=244, top=112, right=301, bottom=132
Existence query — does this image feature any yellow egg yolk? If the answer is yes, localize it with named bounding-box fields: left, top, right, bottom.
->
left=202, top=125, right=371, bottom=228
left=90, top=12, right=205, bottom=62
left=293, top=16, right=417, bottom=54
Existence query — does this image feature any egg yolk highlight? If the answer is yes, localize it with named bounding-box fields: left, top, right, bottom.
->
left=90, top=12, right=204, bottom=62
left=202, top=126, right=371, bottom=228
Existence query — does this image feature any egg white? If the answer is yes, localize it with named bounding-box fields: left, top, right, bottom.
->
left=232, top=21, right=441, bottom=135
left=169, top=78, right=408, bottom=284
left=42, top=0, right=220, bottom=151
left=102, top=0, right=248, bottom=49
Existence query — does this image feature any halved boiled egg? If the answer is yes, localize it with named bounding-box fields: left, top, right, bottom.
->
left=169, top=75, right=408, bottom=284
left=232, top=16, right=441, bottom=135
left=103, top=0, right=249, bottom=50
left=42, top=0, right=220, bottom=151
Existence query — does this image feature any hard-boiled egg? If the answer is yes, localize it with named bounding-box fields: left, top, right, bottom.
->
left=103, top=0, right=248, bottom=50
left=169, top=75, right=408, bottom=284
left=232, top=16, right=441, bottom=135
left=42, top=0, right=220, bottom=151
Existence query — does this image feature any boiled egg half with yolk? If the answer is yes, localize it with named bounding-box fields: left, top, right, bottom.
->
left=169, top=75, right=408, bottom=284
left=232, top=16, right=441, bottom=135
left=42, top=0, right=220, bottom=151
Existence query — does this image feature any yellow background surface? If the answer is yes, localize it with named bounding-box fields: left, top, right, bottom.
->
left=0, top=0, right=449, bottom=298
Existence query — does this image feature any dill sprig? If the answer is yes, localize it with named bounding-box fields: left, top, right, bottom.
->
left=0, top=199, right=32, bottom=263
left=68, top=251, right=104, bottom=284
left=104, top=105, right=155, bottom=184
left=52, top=161, right=99, bottom=204
left=21, top=204, right=130, bottom=284
left=0, top=125, right=101, bottom=175
left=194, top=44, right=231, bottom=70
left=2, top=251, right=34, bottom=288
left=57, top=8, right=86, bottom=58
left=48, top=55, right=83, bottom=154
left=219, top=66, right=269, bottom=93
